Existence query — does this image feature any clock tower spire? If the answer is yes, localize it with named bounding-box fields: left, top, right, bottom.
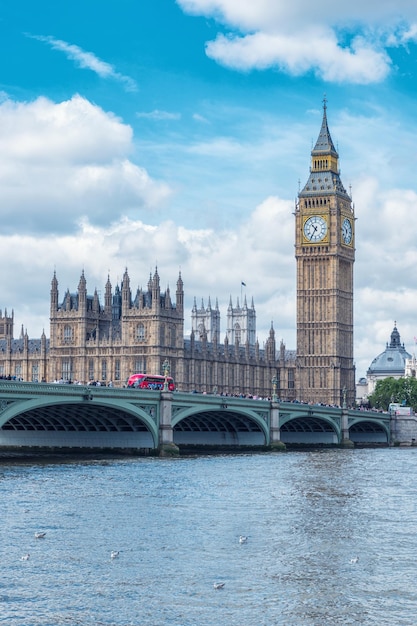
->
left=295, top=101, right=355, bottom=406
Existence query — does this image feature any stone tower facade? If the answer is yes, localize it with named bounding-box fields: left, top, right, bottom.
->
left=0, top=308, right=13, bottom=340
left=191, top=297, right=221, bottom=342
left=226, top=296, right=256, bottom=346
left=48, top=268, right=185, bottom=385
left=295, top=101, right=355, bottom=406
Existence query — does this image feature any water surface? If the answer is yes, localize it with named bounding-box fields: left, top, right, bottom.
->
left=1, top=448, right=417, bottom=625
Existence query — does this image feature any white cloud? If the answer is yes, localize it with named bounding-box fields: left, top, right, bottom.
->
left=177, top=0, right=417, bottom=83
left=206, top=31, right=390, bottom=84
left=0, top=95, right=171, bottom=233
left=178, top=0, right=417, bottom=31
left=136, top=110, right=181, bottom=120
left=27, top=34, right=138, bottom=92
left=192, top=113, right=209, bottom=123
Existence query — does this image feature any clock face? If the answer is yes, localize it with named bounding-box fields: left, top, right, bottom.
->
left=303, top=216, right=328, bottom=243
left=341, top=217, right=353, bottom=245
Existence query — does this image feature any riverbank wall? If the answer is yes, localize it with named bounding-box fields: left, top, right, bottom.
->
left=391, top=415, right=417, bottom=446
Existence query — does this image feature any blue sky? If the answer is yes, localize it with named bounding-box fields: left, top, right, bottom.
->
left=1, top=0, right=417, bottom=379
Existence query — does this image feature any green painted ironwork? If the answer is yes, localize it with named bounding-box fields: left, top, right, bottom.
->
left=0, top=381, right=391, bottom=451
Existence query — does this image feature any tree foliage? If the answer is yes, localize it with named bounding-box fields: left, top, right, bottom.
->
left=369, top=377, right=417, bottom=411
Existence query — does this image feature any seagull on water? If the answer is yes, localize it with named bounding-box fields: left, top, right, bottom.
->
left=34, top=532, right=46, bottom=539
left=213, top=582, right=225, bottom=590
left=350, top=556, right=359, bottom=564
left=110, top=550, right=120, bottom=559
left=239, top=535, right=248, bottom=544
left=21, top=554, right=30, bottom=561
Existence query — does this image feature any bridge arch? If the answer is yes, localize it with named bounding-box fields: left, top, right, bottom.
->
left=348, top=417, right=389, bottom=444
left=280, top=411, right=341, bottom=445
left=0, top=396, right=158, bottom=449
left=172, top=406, right=270, bottom=447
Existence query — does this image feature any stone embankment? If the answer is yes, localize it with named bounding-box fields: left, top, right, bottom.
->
left=391, top=415, right=417, bottom=446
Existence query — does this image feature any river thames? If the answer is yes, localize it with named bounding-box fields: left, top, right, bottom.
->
left=2, top=447, right=417, bottom=625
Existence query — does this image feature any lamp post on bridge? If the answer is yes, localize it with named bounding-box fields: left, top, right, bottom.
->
left=341, top=385, right=354, bottom=448
left=270, top=373, right=285, bottom=450
left=342, top=385, right=347, bottom=409
left=271, top=374, right=278, bottom=403
left=162, top=359, right=170, bottom=392
left=159, top=357, right=178, bottom=457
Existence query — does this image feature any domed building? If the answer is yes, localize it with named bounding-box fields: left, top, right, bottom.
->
left=366, top=323, right=411, bottom=396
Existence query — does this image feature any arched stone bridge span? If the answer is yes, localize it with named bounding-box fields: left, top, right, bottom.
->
left=0, top=382, right=391, bottom=454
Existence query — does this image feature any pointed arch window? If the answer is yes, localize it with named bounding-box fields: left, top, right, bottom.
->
left=137, top=323, right=146, bottom=341
left=64, top=325, right=73, bottom=343
left=32, top=363, right=39, bottom=382
left=170, top=326, right=176, bottom=347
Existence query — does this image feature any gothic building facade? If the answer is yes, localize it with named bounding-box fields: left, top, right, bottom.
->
left=0, top=268, right=296, bottom=399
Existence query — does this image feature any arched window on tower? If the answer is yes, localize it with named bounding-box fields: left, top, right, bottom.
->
left=170, top=326, right=176, bottom=347
left=137, top=323, right=145, bottom=341
left=234, top=323, right=241, bottom=343
left=64, top=325, right=73, bottom=343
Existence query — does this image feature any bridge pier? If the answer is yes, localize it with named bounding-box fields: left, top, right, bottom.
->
left=270, top=403, right=286, bottom=451
left=340, top=407, right=354, bottom=448
left=159, top=392, right=180, bottom=457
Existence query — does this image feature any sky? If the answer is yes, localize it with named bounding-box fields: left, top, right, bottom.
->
left=1, top=0, right=417, bottom=379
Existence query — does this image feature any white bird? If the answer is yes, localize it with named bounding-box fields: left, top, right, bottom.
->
left=213, top=582, right=225, bottom=590
left=34, top=532, right=46, bottom=539
left=350, top=556, right=359, bottom=564
left=110, top=550, right=119, bottom=559
left=21, top=554, right=30, bottom=561
left=239, top=535, right=248, bottom=544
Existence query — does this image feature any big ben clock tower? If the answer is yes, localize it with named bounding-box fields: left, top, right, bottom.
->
left=295, top=100, right=355, bottom=406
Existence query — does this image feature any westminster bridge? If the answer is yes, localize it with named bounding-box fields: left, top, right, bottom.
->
left=0, top=381, right=392, bottom=454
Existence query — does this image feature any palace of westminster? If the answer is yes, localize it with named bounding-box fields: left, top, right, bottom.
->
left=0, top=103, right=358, bottom=406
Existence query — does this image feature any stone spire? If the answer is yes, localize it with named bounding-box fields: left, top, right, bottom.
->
left=105, top=274, right=112, bottom=313
left=300, top=98, right=349, bottom=199
left=50, top=271, right=59, bottom=313
left=78, top=270, right=87, bottom=313
left=312, top=96, right=337, bottom=159
left=176, top=271, right=184, bottom=313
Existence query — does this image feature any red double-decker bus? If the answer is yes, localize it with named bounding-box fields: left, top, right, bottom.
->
left=127, top=373, right=175, bottom=391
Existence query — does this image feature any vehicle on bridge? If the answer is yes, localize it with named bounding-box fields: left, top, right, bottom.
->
left=127, top=373, right=175, bottom=391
